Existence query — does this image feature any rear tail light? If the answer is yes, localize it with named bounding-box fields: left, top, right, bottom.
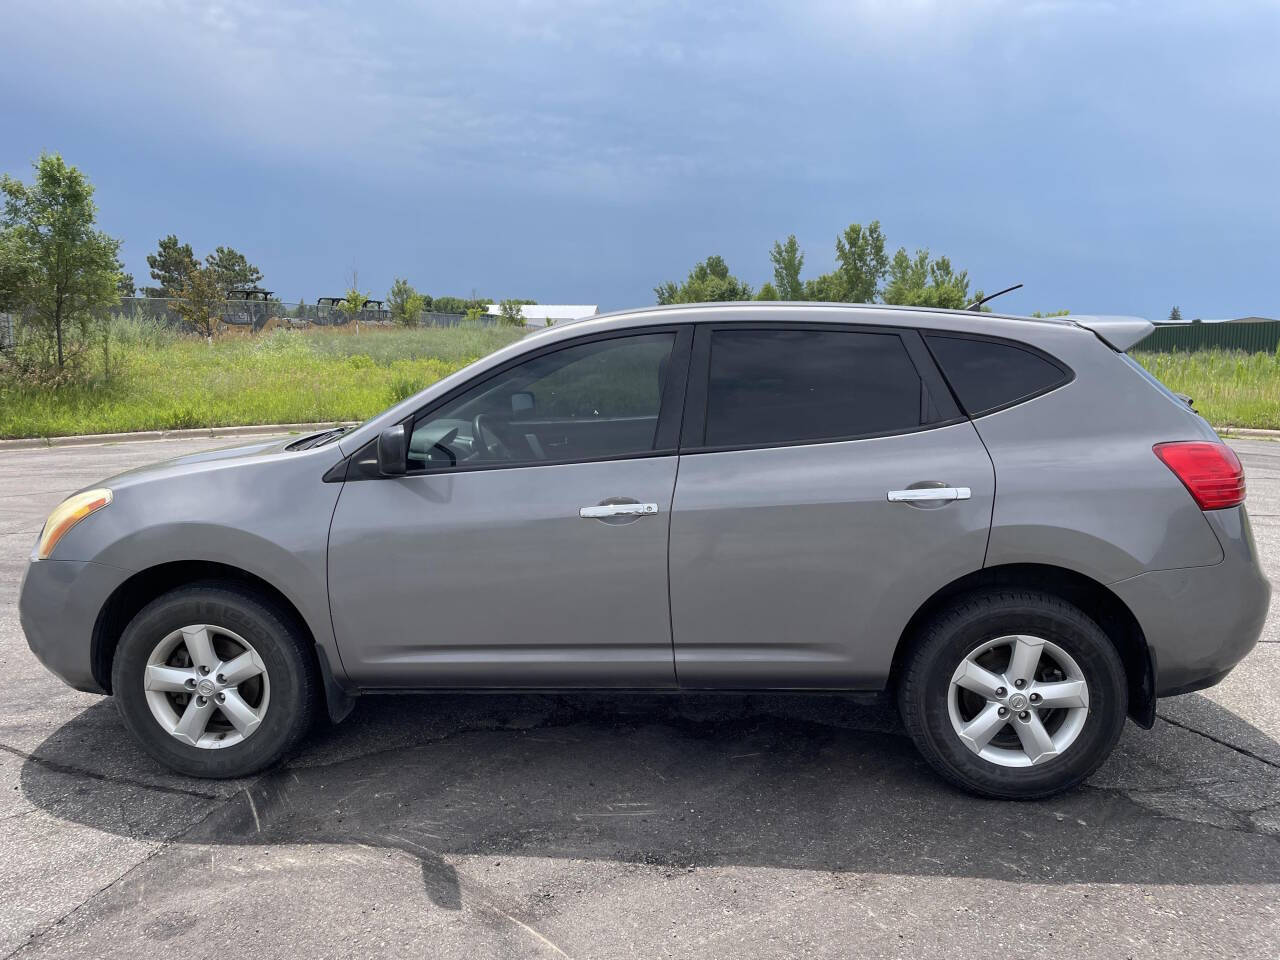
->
left=1153, top=441, right=1245, bottom=510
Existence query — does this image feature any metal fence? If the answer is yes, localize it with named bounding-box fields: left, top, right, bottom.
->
left=103, top=297, right=475, bottom=331
left=1136, top=320, right=1280, bottom=353
left=3, top=300, right=500, bottom=341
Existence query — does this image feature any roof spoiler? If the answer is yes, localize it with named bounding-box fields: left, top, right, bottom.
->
left=1070, top=315, right=1154, bottom=352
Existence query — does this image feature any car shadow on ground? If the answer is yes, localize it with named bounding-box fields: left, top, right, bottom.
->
left=19, top=691, right=1280, bottom=910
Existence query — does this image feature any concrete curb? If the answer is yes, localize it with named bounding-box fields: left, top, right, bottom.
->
left=0, top=421, right=358, bottom=451
left=1218, top=427, right=1280, bottom=440
left=1, top=421, right=1275, bottom=451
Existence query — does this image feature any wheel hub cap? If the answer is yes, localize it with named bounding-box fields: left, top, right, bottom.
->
left=1007, top=692, right=1028, bottom=711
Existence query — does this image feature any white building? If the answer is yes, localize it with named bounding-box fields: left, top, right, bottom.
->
left=485, top=304, right=599, bottom=328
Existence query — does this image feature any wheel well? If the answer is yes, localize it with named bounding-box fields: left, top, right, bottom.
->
left=90, top=560, right=319, bottom=695
left=890, top=564, right=1156, bottom=727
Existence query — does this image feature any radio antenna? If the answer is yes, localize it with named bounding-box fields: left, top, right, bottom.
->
left=965, top=283, right=1023, bottom=312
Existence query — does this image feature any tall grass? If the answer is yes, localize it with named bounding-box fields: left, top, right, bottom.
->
left=302, top=324, right=519, bottom=365
left=1133, top=348, right=1280, bottom=431
left=0, top=324, right=525, bottom=438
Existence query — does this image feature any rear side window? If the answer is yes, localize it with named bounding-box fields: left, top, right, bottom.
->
left=705, top=329, right=925, bottom=447
left=925, top=334, right=1070, bottom=416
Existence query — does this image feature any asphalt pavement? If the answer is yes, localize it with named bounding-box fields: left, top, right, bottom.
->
left=1, top=434, right=1277, bottom=959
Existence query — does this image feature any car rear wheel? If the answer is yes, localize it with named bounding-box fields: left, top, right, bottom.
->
left=112, top=583, right=317, bottom=778
left=898, top=589, right=1127, bottom=799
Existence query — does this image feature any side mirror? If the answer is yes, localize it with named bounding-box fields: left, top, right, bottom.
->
left=511, top=391, right=535, bottom=415
left=377, top=424, right=408, bottom=476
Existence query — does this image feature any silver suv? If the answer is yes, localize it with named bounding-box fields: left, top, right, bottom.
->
left=19, top=304, right=1271, bottom=798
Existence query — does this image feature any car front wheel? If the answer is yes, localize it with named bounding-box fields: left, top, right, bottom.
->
left=898, top=589, right=1128, bottom=799
left=112, top=582, right=317, bottom=778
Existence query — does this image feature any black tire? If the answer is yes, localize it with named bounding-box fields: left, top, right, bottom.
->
left=897, top=589, right=1127, bottom=800
left=112, top=582, right=317, bottom=778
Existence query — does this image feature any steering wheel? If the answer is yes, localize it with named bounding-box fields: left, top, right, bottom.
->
left=472, top=414, right=512, bottom=460
left=409, top=426, right=459, bottom=467
left=429, top=427, right=458, bottom=466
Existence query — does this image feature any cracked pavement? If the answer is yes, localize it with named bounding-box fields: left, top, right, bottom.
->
left=0, top=435, right=1277, bottom=959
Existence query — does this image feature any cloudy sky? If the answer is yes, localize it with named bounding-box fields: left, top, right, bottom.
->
left=4, top=1, right=1278, bottom=318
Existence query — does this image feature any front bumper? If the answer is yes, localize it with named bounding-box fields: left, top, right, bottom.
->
left=1111, top=507, right=1271, bottom=697
left=19, top=559, right=132, bottom=694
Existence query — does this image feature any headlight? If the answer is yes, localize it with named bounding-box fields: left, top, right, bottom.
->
left=37, top=488, right=112, bottom=559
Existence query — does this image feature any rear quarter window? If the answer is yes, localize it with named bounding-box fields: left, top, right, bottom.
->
left=925, top=334, right=1071, bottom=417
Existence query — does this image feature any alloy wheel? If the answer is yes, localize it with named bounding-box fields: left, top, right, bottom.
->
left=946, top=634, right=1090, bottom=767
left=142, top=624, right=270, bottom=749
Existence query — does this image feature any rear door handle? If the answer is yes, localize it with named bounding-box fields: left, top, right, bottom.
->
left=886, top=486, right=971, bottom=503
left=580, top=502, right=659, bottom=519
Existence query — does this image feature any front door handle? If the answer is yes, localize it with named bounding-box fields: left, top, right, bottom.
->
left=886, top=486, right=971, bottom=503
left=580, top=502, right=659, bottom=519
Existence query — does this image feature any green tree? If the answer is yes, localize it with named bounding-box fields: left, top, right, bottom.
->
left=145, top=234, right=198, bottom=297
left=0, top=152, right=123, bottom=369
left=769, top=235, right=805, bottom=300
left=463, top=305, right=488, bottom=324
left=1031, top=309, right=1070, bottom=318
left=882, top=248, right=929, bottom=305
left=339, top=284, right=370, bottom=323
left=169, top=263, right=224, bottom=341
left=882, top=248, right=972, bottom=309
left=204, top=246, right=263, bottom=296
left=802, top=271, right=845, bottom=302
left=387, top=277, right=425, bottom=326
left=432, top=295, right=489, bottom=315
left=116, top=272, right=136, bottom=298
left=655, top=255, right=753, bottom=304
left=0, top=229, right=35, bottom=311
left=832, top=220, right=888, bottom=303
left=498, top=299, right=526, bottom=326
left=756, top=281, right=779, bottom=300
left=1168, top=306, right=1183, bottom=323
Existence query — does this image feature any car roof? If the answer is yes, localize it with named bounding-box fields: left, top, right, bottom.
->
left=528, top=301, right=1149, bottom=349
left=599, top=300, right=1067, bottom=322
left=525, top=300, right=1076, bottom=339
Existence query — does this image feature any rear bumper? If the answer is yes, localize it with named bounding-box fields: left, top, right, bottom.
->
left=19, top=559, right=131, bottom=695
left=1111, top=507, right=1271, bottom=697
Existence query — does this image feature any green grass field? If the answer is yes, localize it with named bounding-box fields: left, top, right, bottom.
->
left=0, top=325, right=526, bottom=439
left=0, top=325, right=1276, bottom=438
left=1131, top=349, right=1280, bottom=431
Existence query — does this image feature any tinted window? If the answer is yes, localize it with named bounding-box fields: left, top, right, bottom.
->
left=704, top=329, right=924, bottom=447
left=925, top=335, right=1068, bottom=416
left=408, top=333, right=676, bottom=470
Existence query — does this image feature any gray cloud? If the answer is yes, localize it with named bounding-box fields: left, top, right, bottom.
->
left=4, top=0, right=1278, bottom=316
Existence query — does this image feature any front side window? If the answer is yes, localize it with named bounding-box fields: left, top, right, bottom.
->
left=704, top=329, right=926, bottom=448
left=409, top=332, right=676, bottom=470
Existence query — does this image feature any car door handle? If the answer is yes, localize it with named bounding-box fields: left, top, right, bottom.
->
left=886, top=486, right=972, bottom=503
left=579, top=502, right=659, bottom=519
